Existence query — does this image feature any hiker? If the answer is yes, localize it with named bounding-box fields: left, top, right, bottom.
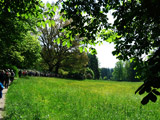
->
left=18, top=70, right=22, bottom=77
left=0, top=82, right=4, bottom=99
left=10, top=70, right=15, bottom=83
left=5, top=69, right=11, bottom=88
left=0, top=70, right=3, bottom=84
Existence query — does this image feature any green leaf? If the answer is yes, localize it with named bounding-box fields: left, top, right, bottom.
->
left=60, top=16, right=63, bottom=20
left=63, top=10, right=67, bottom=15
left=45, top=19, right=49, bottom=24
left=66, top=33, right=69, bottom=38
left=46, top=3, right=51, bottom=8
left=141, top=95, right=149, bottom=105
left=62, top=41, right=66, bottom=46
left=8, top=8, right=11, bottom=12
left=107, top=38, right=112, bottom=43
left=70, top=35, right=73, bottom=41
left=63, top=18, right=66, bottom=22
left=91, top=49, right=97, bottom=55
left=37, top=22, right=41, bottom=27
left=84, top=47, right=88, bottom=52
left=51, top=20, right=55, bottom=26
left=53, top=6, right=57, bottom=12
left=25, top=14, right=28, bottom=19
left=112, top=51, right=117, bottom=55
left=57, top=38, right=60, bottom=44
left=36, top=5, right=39, bottom=10
left=79, top=47, right=83, bottom=53
left=42, top=22, right=46, bottom=28
left=49, top=21, right=51, bottom=27
left=117, top=35, right=121, bottom=38
left=152, top=89, right=160, bottom=95
left=67, top=41, right=71, bottom=48
left=17, top=13, right=20, bottom=17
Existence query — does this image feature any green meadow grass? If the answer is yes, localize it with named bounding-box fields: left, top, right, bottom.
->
left=5, top=77, right=160, bottom=120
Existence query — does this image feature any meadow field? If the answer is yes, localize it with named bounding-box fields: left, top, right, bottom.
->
left=5, top=77, right=160, bottom=120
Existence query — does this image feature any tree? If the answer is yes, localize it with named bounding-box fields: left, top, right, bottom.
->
left=88, top=54, right=100, bottom=79
left=85, top=68, right=95, bottom=79
left=109, top=0, right=160, bottom=104
left=61, top=0, right=160, bottom=104
left=112, top=60, right=138, bottom=81
left=123, top=61, right=138, bottom=82
left=62, top=49, right=88, bottom=75
left=19, top=32, right=42, bottom=69
left=123, top=61, right=132, bottom=81
left=39, top=4, right=88, bottom=75
left=0, top=31, right=41, bottom=69
left=112, top=61, right=124, bottom=81
left=1, top=0, right=159, bottom=104
left=0, top=0, right=57, bottom=69
left=40, top=32, right=88, bottom=75
left=100, top=68, right=113, bottom=80
left=0, top=0, right=43, bottom=68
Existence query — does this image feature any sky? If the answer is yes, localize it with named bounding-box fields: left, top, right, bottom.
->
left=42, top=0, right=119, bottom=68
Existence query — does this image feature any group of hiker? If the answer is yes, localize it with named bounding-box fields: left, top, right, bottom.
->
left=0, top=69, right=15, bottom=98
left=18, top=69, right=59, bottom=78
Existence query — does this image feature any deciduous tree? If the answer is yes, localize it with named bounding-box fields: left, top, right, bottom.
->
left=61, top=0, right=160, bottom=104
left=39, top=4, right=88, bottom=74
left=88, top=54, right=100, bottom=79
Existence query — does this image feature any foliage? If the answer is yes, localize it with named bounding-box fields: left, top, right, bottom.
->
left=87, top=53, right=100, bottom=79
left=109, top=0, right=160, bottom=104
left=61, top=0, right=160, bottom=104
left=19, top=32, right=42, bottom=69
left=85, top=68, right=95, bottom=79
left=39, top=4, right=88, bottom=74
left=67, top=72, right=85, bottom=80
left=0, top=31, right=41, bottom=69
left=1, top=0, right=159, bottom=105
left=100, top=68, right=113, bottom=80
left=112, top=61, right=124, bottom=81
left=0, top=0, right=44, bottom=68
left=112, top=60, right=138, bottom=81
left=5, top=77, right=160, bottom=119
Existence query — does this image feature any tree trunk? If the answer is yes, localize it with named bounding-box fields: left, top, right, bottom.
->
left=55, top=62, right=60, bottom=76
left=49, top=65, right=54, bottom=72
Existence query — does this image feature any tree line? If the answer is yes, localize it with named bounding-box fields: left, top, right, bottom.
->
left=1, top=0, right=160, bottom=104
left=0, top=1, right=97, bottom=80
left=100, top=61, right=138, bottom=82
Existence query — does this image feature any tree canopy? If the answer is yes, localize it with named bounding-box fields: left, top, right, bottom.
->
left=61, top=0, right=160, bottom=104
left=1, top=0, right=160, bottom=104
left=0, top=0, right=43, bottom=68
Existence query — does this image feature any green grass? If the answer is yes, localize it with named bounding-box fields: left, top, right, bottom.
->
left=5, top=77, right=160, bottom=120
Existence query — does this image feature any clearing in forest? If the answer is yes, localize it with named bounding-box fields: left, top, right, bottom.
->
left=4, top=77, right=160, bottom=120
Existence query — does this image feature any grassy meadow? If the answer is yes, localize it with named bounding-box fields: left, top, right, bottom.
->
left=5, top=77, right=160, bottom=120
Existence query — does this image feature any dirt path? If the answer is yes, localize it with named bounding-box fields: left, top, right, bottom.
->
left=0, top=88, right=8, bottom=120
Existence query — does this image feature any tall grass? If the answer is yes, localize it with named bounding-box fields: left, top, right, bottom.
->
left=5, top=77, right=160, bottom=120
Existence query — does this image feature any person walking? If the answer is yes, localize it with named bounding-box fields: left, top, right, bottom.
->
left=5, top=70, right=10, bottom=88
left=0, top=82, right=4, bottom=99
left=10, top=70, right=15, bottom=83
left=18, top=70, right=22, bottom=78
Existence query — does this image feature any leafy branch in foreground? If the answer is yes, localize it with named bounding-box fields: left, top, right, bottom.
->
left=61, top=0, right=160, bottom=104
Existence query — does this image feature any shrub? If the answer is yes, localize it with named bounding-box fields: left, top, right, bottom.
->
left=103, top=76, right=107, bottom=80
left=85, top=68, right=94, bottom=79
left=3, top=64, right=18, bottom=77
left=67, top=72, right=85, bottom=80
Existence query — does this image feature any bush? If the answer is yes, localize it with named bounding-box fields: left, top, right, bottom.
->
left=67, top=72, right=85, bottom=80
left=103, top=76, right=107, bottom=80
left=3, top=64, right=18, bottom=77
left=85, top=68, right=94, bottom=79
left=86, top=73, right=93, bottom=79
